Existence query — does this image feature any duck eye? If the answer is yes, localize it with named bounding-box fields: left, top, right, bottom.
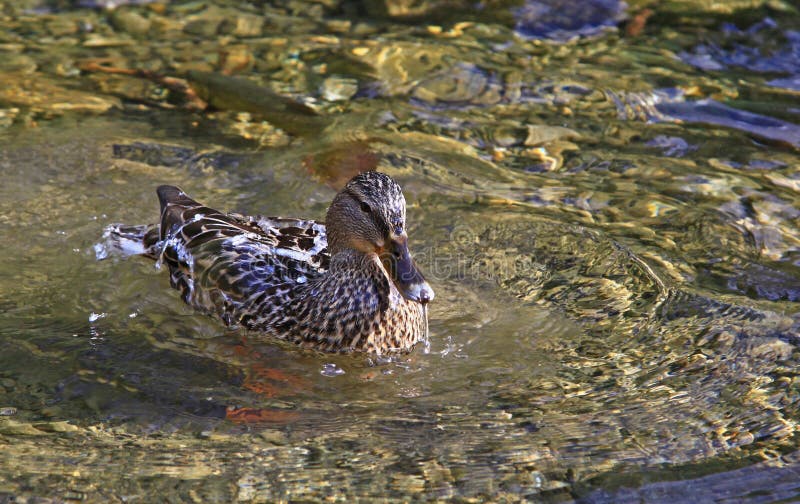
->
left=360, top=201, right=371, bottom=213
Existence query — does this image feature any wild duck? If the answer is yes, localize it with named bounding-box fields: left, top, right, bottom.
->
left=105, top=171, right=434, bottom=354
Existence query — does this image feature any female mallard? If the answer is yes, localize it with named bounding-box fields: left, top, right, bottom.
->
left=106, top=171, right=434, bottom=354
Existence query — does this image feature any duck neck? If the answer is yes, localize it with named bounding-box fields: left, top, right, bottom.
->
left=324, top=249, right=392, bottom=313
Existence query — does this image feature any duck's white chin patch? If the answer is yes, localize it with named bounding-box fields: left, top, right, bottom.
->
left=403, top=281, right=435, bottom=304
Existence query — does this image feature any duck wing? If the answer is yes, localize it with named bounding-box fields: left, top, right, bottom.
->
left=153, top=185, right=329, bottom=320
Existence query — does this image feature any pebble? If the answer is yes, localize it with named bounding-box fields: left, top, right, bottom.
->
left=324, top=19, right=351, bottom=33
left=184, top=18, right=221, bottom=37
left=0, top=108, right=19, bottom=128
left=33, top=421, right=80, bottom=433
left=257, top=430, right=288, bottom=445
left=218, top=45, right=254, bottom=74
left=110, top=9, right=152, bottom=36
left=0, top=54, right=37, bottom=73
left=320, top=76, right=358, bottom=101
left=198, top=430, right=232, bottom=441
left=0, top=420, right=47, bottom=436
left=524, top=124, right=581, bottom=146
left=219, top=14, right=264, bottom=37
left=82, top=35, right=135, bottom=47
left=46, top=18, right=80, bottom=37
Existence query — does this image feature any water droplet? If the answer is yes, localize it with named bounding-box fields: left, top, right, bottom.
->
left=93, top=242, right=108, bottom=260
left=320, top=363, right=345, bottom=377
left=422, top=304, right=431, bottom=354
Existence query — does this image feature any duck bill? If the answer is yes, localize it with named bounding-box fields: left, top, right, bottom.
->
left=380, top=238, right=434, bottom=304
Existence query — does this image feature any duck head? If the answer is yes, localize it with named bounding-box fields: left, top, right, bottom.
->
left=326, top=171, right=434, bottom=305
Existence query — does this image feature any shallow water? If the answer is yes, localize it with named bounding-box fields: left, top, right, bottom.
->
left=1, top=0, right=800, bottom=501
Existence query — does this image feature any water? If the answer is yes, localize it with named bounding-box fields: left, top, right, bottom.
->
left=1, top=0, right=800, bottom=501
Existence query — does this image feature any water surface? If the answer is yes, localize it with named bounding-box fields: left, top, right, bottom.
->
left=1, top=0, right=800, bottom=501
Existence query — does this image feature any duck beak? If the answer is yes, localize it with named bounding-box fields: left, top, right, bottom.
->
left=380, top=237, right=434, bottom=304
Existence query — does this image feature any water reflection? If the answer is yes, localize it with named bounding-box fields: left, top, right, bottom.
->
left=514, top=0, right=627, bottom=42
left=1, top=0, right=800, bottom=501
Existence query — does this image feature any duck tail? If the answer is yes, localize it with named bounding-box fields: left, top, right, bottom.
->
left=95, top=223, right=161, bottom=261
left=95, top=186, right=202, bottom=262
left=157, top=185, right=197, bottom=211
left=156, top=185, right=203, bottom=240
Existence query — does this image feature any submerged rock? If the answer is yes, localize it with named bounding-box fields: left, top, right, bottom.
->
left=0, top=72, right=119, bottom=117
left=109, top=8, right=151, bottom=36
left=679, top=18, right=800, bottom=87
left=609, top=89, right=800, bottom=149
left=320, top=75, right=358, bottom=101
left=514, top=0, right=627, bottom=41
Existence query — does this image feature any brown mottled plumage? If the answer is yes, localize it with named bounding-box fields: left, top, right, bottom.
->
left=105, top=172, right=434, bottom=354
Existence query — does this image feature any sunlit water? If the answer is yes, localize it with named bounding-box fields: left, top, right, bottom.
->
left=1, top=0, right=799, bottom=501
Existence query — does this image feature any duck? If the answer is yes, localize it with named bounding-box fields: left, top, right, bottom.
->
left=105, top=171, right=434, bottom=354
